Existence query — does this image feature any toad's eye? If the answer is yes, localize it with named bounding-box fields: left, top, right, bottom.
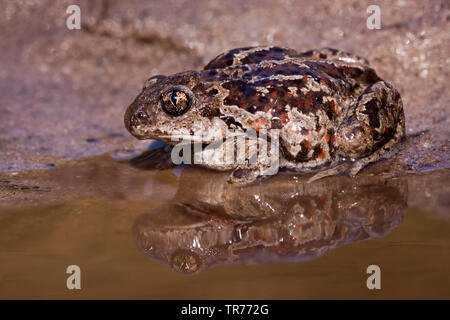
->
left=160, top=89, right=192, bottom=116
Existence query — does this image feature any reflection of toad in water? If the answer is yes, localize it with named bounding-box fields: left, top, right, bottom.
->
left=133, top=168, right=407, bottom=274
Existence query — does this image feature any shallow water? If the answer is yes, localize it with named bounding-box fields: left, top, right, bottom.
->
left=0, top=156, right=448, bottom=299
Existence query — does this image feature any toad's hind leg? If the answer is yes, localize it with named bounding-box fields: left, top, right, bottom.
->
left=335, top=80, right=405, bottom=177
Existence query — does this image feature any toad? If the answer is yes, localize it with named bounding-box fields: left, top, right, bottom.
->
left=124, top=46, right=405, bottom=184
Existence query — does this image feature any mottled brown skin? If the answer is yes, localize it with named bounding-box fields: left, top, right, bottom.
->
left=125, top=46, right=405, bottom=184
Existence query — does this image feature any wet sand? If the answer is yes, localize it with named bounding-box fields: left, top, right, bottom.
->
left=0, top=0, right=449, bottom=299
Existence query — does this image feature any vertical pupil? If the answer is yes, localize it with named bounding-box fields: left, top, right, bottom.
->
left=162, top=90, right=190, bottom=115
left=170, top=92, right=179, bottom=106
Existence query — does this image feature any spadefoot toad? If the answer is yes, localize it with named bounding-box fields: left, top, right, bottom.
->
left=124, top=46, right=405, bottom=184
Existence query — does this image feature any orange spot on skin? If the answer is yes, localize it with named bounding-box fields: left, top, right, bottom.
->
left=330, top=100, right=339, bottom=115
left=305, top=130, right=310, bottom=136
left=333, top=133, right=338, bottom=144
left=324, top=134, right=330, bottom=143
left=256, top=119, right=265, bottom=125
left=253, top=125, right=260, bottom=132
left=287, top=92, right=293, bottom=97
left=295, top=100, right=303, bottom=108
left=303, top=140, right=310, bottom=148
left=264, top=105, right=271, bottom=112
left=305, top=98, right=314, bottom=108
left=247, top=119, right=254, bottom=125
left=318, top=149, right=326, bottom=158
left=271, top=91, right=277, bottom=97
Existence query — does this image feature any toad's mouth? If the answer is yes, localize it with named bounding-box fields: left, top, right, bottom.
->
left=130, top=125, right=267, bottom=148
left=129, top=131, right=220, bottom=145
left=155, top=135, right=211, bottom=144
left=148, top=131, right=258, bottom=146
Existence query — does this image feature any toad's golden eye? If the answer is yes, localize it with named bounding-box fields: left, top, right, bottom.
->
left=160, top=89, right=192, bottom=116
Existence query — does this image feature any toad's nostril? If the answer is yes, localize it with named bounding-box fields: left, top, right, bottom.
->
left=136, top=111, right=149, bottom=121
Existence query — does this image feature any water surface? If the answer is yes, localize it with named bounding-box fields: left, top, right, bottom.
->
left=0, top=157, right=448, bottom=299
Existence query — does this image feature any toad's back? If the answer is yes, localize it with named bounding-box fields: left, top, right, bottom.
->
left=197, top=46, right=380, bottom=128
